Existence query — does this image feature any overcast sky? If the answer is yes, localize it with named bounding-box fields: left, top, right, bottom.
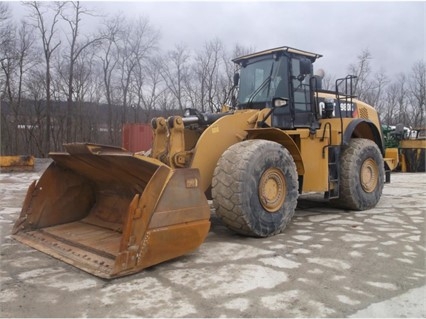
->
left=9, top=1, right=426, bottom=78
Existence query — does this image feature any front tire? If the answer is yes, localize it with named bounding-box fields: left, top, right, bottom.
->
left=332, top=138, right=385, bottom=210
left=212, top=140, right=298, bottom=237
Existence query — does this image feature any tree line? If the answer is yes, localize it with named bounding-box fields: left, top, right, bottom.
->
left=1, top=2, right=424, bottom=157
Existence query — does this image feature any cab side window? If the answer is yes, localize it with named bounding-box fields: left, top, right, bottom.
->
left=291, top=58, right=311, bottom=112
left=274, top=60, right=289, bottom=98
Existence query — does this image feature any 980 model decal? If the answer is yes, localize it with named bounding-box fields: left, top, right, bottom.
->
left=318, top=97, right=357, bottom=118
left=339, top=102, right=355, bottom=112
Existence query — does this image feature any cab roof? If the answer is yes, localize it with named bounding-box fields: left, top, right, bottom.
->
left=232, top=46, right=323, bottom=64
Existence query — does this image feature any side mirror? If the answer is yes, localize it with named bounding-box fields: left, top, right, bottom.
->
left=233, top=72, right=240, bottom=87
left=272, top=97, right=288, bottom=108
left=300, top=58, right=312, bottom=75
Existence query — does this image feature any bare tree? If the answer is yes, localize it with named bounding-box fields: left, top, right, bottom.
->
left=25, top=1, right=65, bottom=154
left=12, top=22, right=38, bottom=153
left=0, top=3, right=9, bottom=23
left=0, top=11, right=39, bottom=155
left=0, top=1, right=15, bottom=155
left=383, top=73, right=408, bottom=125
left=23, top=68, right=47, bottom=156
left=0, top=2, right=13, bottom=59
left=74, top=47, right=103, bottom=141
left=160, top=44, right=191, bottom=112
left=0, top=3, right=15, bottom=101
left=128, top=56, right=162, bottom=122
left=409, top=60, right=426, bottom=128
left=99, top=14, right=122, bottom=143
left=117, top=17, right=158, bottom=123
left=17, top=22, right=37, bottom=110
left=348, top=49, right=374, bottom=100
left=60, top=1, right=103, bottom=142
left=365, top=69, right=388, bottom=111
left=0, top=29, right=16, bottom=104
left=193, top=39, right=224, bottom=112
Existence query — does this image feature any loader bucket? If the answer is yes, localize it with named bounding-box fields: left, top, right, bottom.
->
left=12, top=143, right=210, bottom=279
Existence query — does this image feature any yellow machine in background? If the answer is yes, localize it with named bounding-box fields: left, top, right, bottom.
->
left=383, top=125, right=425, bottom=172
left=12, top=46, right=398, bottom=278
left=399, top=128, right=426, bottom=172
left=0, top=155, right=34, bottom=172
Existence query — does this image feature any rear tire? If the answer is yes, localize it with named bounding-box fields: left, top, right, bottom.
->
left=332, top=138, right=384, bottom=210
left=212, top=140, right=298, bottom=237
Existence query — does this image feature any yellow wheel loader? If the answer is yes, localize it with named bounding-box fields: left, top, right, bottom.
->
left=12, top=46, right=398, bottom=278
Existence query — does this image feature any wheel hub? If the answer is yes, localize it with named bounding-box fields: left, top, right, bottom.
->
left=360, top=158, right=378, bottom=193
left=258, top=168, right=286, bottom=213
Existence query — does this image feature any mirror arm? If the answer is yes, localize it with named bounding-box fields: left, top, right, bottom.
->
left=257, top=108, right=274, bottom=128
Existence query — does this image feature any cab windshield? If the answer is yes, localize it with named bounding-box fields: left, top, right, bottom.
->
left=237, top=56, right=286, bottom=106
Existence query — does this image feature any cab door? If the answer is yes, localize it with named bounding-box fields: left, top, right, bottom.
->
left=272, top=57, right=315, bottom=129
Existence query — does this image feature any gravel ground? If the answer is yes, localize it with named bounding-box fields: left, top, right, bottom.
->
left=0, top=159, right=425, bottom=317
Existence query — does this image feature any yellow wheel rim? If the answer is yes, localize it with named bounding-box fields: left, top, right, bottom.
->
left=360, top=158, right=379, bottom=193
left=258, top=168, right=286, bottom=213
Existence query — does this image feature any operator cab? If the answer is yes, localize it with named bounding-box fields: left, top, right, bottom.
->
left=232, top=46, right=322, bottom=130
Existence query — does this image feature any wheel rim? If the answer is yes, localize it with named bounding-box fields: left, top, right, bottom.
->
left=360, top=158, right=379, bottom=193
left=258, top=168, right=286, bottom=213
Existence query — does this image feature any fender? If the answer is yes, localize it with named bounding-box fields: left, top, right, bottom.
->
left=190, top=110, right=259, bottom=192
left=343, top=119, right=384, bottom=154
